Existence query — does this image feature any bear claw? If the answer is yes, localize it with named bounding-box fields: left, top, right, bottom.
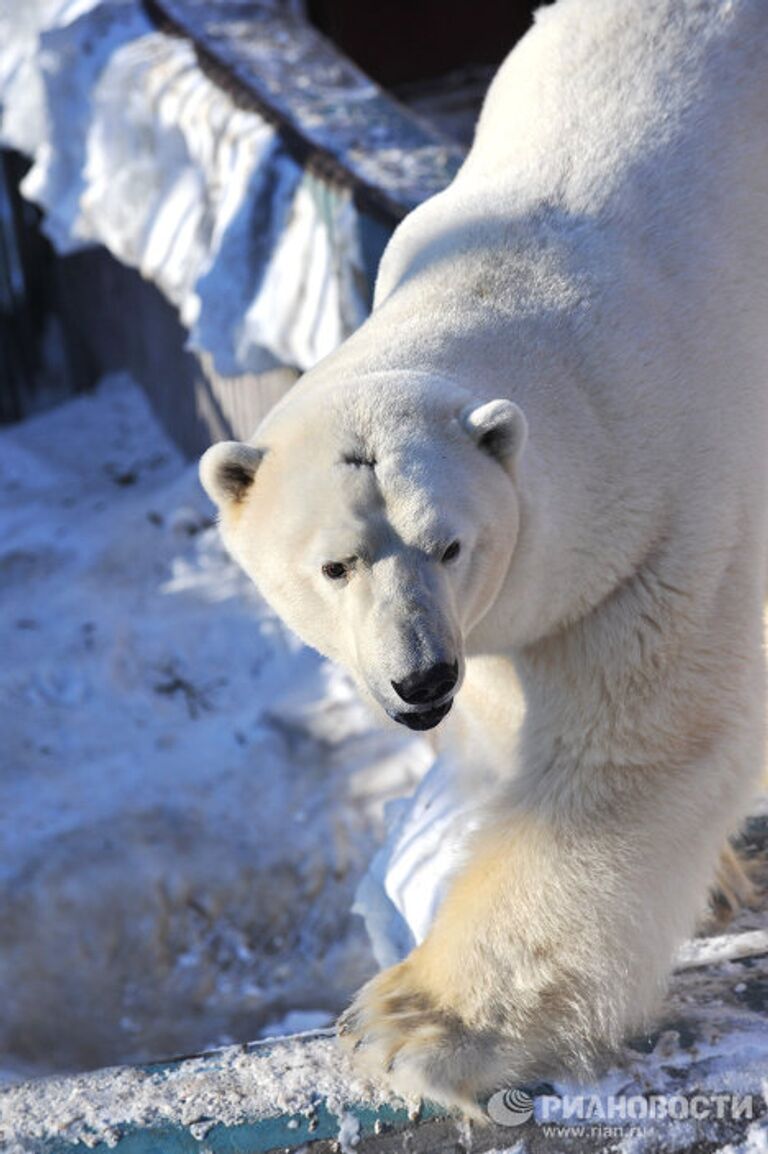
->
left=337, top=960, right=492, bottom=1116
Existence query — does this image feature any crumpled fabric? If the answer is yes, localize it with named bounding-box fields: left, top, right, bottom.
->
left=353, top=751, right=486, bottom=969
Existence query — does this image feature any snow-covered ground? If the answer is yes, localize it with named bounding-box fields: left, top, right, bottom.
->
left=0, top=375, right=431, bottom=1082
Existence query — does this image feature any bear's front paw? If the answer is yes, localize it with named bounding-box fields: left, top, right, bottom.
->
left=338, top=959, right=505, bottom=1116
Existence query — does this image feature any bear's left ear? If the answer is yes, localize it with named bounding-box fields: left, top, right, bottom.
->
left=460, top=399, right=527, bottom=472
left=199, top=441, right=265, bottom=508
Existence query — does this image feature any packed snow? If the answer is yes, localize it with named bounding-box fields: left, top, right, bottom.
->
left=0, top=374, right=431, bottom=1082
left=0, top=0, right=371, bottom=374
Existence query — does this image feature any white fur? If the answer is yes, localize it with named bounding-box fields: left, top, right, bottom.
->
left=200, top=0, right=768, bottom=1113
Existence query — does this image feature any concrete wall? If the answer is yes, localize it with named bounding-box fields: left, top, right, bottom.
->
left=54, top=244, right=298, bottom=459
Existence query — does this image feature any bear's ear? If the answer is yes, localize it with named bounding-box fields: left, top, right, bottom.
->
left=460, top=399, right=527, bottom=471
left=199, top=441, right=265, bottom=507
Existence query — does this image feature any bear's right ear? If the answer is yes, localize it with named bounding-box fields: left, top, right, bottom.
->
left=460, top=399, right=527, bottom=472
left=199, top=441, right=265, bottom=508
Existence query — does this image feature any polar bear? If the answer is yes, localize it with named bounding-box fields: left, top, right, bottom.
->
left=200, top=0, right=768, bottom=1114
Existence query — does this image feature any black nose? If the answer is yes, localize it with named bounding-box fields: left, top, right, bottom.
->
left=392, top=661, right=459, bottom=706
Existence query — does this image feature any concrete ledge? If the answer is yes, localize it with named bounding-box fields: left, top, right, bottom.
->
left=4, top=1012, right=768, bottom=1154
left=0, top=1030, right=452, bottom=1154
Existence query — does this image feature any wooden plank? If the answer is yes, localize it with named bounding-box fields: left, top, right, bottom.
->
left=53, top=245, right=298, bottom=457
left=142, top=0, right=465, bottom=222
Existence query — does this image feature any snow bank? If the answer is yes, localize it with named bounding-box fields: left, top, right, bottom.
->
left=0, top=374, right=431, bottom=1080
left=0, top=0, right=370, bottom=372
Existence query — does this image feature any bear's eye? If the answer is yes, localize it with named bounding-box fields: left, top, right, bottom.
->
left=442, top=540, right=461, bottom=563
left=322, top=561, right=348, bottom=581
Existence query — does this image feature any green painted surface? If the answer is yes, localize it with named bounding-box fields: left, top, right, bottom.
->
left=57, top=1100, right=441, bottom=1154
left=21, top=1033, right=445, bottom=1154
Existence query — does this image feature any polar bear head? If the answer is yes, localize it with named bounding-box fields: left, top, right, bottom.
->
left=200, top=378, right=526, bottom=730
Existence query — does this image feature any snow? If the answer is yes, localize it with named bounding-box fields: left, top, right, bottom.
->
left=0, top=0, right=370, bottom=373
left=0, top=1032, right=395, bottom=1154
left=721, top=1122, right=768, bottom=1153
left=677, top=931, right=768, bottom=970
left=337, top=1109, right=362, bottom=1152
left=0, top=374, right=431, bottom=1081
left=257, top=1009, right=334, bottom=1039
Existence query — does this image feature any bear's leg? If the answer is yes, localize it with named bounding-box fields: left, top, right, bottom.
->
left=339, top=637, right=765, bottom=1112
left=339, top=801, right=649, bottom=1112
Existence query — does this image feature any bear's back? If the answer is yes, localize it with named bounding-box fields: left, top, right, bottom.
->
left=377, top=0, right=768, bottom=304
left=463, top=0, right=768, bottom=221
